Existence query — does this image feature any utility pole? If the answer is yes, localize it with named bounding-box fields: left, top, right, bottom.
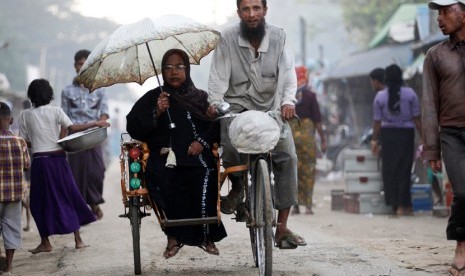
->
left=299, top=16, right=306, bottom=66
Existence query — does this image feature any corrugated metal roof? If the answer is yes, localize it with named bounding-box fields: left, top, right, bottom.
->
left=323, top=43, right=413, bottom=81
left=369, top=4, right=427, bottom=48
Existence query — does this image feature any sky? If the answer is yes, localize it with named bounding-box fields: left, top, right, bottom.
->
left=73, top=0, right=237, bottom=25
left=72, top=0, right=238, bottom=95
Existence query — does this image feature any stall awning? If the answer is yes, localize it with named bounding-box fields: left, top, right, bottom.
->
left=323, top=43, right=413, bottom=81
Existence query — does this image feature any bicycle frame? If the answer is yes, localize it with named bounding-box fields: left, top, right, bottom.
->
left=219, top=148, right=276, bottom=276
left=244, top=153, right=276, bottom=227
left=216, top=108, right=281, bottom=276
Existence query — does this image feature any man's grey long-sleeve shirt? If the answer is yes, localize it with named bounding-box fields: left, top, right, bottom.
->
left=208, top=23, right=297, bottom=113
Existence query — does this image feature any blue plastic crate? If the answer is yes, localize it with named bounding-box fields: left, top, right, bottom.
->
left=411, top=184, right=432, bottom=211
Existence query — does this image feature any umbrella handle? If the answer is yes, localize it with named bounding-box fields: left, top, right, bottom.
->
left=145, top=42, right=176, bottom=129
left=166, top=109, right=176, bottom=129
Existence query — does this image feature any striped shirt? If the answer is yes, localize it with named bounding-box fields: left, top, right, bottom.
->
left=0, top=131, right=30, bottom=202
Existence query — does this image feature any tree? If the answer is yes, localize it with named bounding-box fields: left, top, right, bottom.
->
left=0, top=0, right=118, bottom=92
left=340, top=0, right=425, bottom=47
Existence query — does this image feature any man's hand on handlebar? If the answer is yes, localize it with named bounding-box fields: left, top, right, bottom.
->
left=281, top=104, right=295, bottom=121
left=207, top=105, right=218, bottom=119
left=207, top=102, right=231, bottom=119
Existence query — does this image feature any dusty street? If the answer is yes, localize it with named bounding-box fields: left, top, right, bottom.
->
left=9, top=159, right=453, bottom=276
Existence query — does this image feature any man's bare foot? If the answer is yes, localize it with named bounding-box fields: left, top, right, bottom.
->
left=28, top=244, right=52, bottom=254
left=450, top=242, right=465, bottom=276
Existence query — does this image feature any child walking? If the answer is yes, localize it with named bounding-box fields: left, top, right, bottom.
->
left=19, top=79, right=110, bottom=253
left=0, top=102, right=31, bottom=273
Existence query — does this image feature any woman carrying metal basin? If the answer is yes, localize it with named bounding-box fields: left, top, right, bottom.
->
left=18, top=79, right=110, bottom=254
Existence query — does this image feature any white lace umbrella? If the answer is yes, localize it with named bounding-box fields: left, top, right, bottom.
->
left=75, top=15, right=220, bottom=92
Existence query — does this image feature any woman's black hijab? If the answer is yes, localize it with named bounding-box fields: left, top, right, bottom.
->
left=161, top=49, right=211, bottom=121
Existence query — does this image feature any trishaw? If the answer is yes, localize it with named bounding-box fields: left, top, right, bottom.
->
left=119, top=111, right=278, bottom=276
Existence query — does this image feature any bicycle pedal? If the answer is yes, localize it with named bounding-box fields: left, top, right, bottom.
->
left=232, top=202, right=246, bottom=222
left=233, top=215, right=246, bottom=222
left=118, top=213, right=128, bottom=218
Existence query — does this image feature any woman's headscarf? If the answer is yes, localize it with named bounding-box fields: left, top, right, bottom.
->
left=161, top=49, right=211, bottom=121
left=385, top=64, right=402, bottom=115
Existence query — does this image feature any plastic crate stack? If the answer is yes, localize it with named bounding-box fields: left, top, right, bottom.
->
left=332, top=148, right=391, bottom=214
left=411, top=183, right=433, bottom=213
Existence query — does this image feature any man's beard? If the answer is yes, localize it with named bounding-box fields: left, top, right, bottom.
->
left=240, top=18, right=266, bottom=42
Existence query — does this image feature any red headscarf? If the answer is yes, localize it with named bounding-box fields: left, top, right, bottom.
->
left=295, top=66, right=308, bottom=89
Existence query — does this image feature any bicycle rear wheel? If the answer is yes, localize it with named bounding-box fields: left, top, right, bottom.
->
left=252, top=158, right=273, bottom=276
left=129, top=199, right=142, bottom=275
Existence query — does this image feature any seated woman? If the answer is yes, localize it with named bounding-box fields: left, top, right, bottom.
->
left=126, top=49, right=227, bottom=259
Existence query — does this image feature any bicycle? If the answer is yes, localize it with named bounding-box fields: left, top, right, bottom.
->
left=217, top=107, right=284, bottom=276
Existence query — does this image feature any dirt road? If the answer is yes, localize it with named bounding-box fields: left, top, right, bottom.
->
left=11, top=160, right=452, bottom=275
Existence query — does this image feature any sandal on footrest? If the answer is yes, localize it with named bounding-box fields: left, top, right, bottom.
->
left=163, top=243, right=184, bottom=259
left=198, top=242, right=220, bottom=256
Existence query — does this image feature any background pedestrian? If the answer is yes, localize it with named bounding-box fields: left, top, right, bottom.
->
left=290, top=66, right=326, bottom=215
left=0, top=102, right=30, bottom=274
left=423, top=1, right=465, bottom=274
left=20, top=79, right=109, bottom=254
left=61, top=49, right=109, bottom=220
left=371, top=64, right=422, bottom=216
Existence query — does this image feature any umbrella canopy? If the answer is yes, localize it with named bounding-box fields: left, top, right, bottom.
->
left=75, top=15, right=220, bottom=92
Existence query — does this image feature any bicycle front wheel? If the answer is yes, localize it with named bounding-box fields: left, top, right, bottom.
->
left=129, top=201, right=142, bottom=275
left=253, top=158, right=273, bottom=276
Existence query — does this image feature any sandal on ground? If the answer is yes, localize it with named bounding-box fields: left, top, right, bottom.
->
left=163, top=242, right=184, bottom=259
left=449, top=264, right=465, bottom=276
left=275, top=231, right=307, bottom=249
left=220, top=193, right=241, bottom=214
left=198, top=242, right=220, bottom=256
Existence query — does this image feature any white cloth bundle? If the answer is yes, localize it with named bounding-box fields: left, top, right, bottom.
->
left=165, top=147, right=176, bottom=168
left=228, top=110, right=281, bottom=154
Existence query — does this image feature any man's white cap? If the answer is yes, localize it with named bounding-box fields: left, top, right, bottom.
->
left=429, top=0, right=465, bottom=10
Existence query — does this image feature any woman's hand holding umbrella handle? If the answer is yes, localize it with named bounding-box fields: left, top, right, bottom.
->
left=156, top=92, right=170, bottom=116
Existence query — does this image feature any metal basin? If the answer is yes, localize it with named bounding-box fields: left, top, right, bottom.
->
left=57, top=126, right=108, bottom=153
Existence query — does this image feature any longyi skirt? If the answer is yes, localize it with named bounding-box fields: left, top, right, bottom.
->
left=30, top=151, right=96, bottom=237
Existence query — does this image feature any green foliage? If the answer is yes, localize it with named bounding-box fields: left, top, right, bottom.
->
left=0, top=0, right=118, bottom=92
left=340, top=0, right=425, bottom=46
